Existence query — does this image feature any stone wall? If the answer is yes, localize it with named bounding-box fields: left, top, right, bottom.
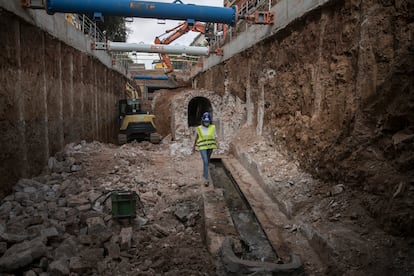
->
left=0, top=11, right=126, bottom=197
left=153, top=88, right=246, bottom=155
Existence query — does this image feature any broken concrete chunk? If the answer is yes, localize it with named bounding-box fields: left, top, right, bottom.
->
left=63, top=157, right=76, bottom=172
left=23, top=186, right=37, bottom=194
left=14, top=192, right=30, bottom=204
left=52, top=208, right=66, bottom=221
left=70, top=164, right=82, bottom=172
left=0, top=242, right=7, bottom=255
left=84, top=219, right=112, bottom=245
left=135, top=216, right=148, bottom=228
left=14, top=178, right=44, bottom=192
left=104, top=240, right=121, bottom=260
left=69, top=256, right=88, bottom=274
left=67, top=196, right=89, bottom=207
left=119, top=227, right=133, bottom=250
left=41, top=227, right=59, bottom=239
left=23, top=270, right=37, bottom=276
left=48, top=157, right=59, bottom=172
left=174, top=204, right=191, bottom=222
left=0, top=237, right=47, bottom=272
left=0, top=202, right=13, bottom=219
left=77, top=234, right=92, bottom=246
left=53, top=236, right=79, bottom=261
left=22, top=216, right=44, bottom=228
left=152, top=224, right=169, bottom=237
left=0, top=231, right=31, bottom=244
left=79, top=248, right=105, bottom=267
left=48, top=259, right=70, bottom=276
left=76, top=204, right=91, bottom=212
left=87, top=217, right=109, bottom=235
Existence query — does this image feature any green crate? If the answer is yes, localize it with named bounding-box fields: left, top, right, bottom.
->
left=111, top=191, right=137, bottom=218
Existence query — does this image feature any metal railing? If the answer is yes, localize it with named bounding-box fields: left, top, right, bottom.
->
left=66, top=13, right=130, bottom=71
left=79, top=14, right=106, bottom=42
left=65, top=13, right=105, bottom=42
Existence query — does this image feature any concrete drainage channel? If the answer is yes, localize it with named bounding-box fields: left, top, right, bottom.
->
left=204, top=158, right=304, bottom=275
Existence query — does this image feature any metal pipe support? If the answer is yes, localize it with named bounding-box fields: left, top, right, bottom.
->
left=102, top=41, right=209, bottom=56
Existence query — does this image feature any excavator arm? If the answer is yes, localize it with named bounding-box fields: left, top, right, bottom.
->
left=158, top=53, right=174, bottom=72
left=125, top=82, right=139, bottom=99
left=154, top=21, right=208, bottom=73
left=153, top=10, right=272, bottom=72
left=155, top=21, right=207, bottom=45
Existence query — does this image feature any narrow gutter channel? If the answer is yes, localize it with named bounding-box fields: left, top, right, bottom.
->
left=210, top=159, right=279, bottom=262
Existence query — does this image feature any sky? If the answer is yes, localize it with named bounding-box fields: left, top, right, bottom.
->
left=126, top=0, right=224, bottom=69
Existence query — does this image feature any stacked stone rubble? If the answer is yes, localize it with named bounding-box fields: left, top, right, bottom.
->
left=0, top=142, right=134, bottom=275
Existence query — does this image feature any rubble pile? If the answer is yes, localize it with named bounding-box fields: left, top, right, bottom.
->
left=0, top=141, right=215, bottom=275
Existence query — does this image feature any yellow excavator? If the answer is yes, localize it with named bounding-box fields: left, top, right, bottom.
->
left=118, top=83, right=161, bottom=145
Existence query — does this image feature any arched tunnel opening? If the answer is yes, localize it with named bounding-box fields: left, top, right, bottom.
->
left=188, top=97, right=212, bottom=127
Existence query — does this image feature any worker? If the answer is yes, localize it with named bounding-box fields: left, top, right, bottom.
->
left=193, top=112, right=217, bottom=187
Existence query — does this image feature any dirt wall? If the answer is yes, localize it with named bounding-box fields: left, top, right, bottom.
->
left=0, top=11, right=126, bottom=197
left=195, top=0, right=414, bottom=235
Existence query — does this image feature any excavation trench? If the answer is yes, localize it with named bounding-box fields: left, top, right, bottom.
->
left=205, top=158, right=304, bottom=275
left=209, top=159, right=279, bottom=262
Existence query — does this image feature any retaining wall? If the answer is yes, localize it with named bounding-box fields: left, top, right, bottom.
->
left=0, top=4, right=128, bottom=196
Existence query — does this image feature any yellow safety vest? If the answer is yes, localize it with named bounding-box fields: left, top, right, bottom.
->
left=196, top=125, right=217, bottom=150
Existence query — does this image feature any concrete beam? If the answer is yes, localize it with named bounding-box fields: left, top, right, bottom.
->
left=0, top=0, right=128, bottom=77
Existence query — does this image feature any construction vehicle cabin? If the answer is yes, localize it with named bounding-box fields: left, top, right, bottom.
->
left=118, top=83, right=161, bottom=144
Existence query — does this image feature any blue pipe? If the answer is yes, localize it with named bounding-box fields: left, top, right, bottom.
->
left=134, top=75, right=169, bottom=80
left=45, top=0, right=237, bottom=25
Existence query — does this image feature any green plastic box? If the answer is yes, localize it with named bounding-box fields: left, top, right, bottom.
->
left=111, top=191, right=137, bottom=218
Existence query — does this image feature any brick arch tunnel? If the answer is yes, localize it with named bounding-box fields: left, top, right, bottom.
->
left=188, top=97, right=213, bottom=127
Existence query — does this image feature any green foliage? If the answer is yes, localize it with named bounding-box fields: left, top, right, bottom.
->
left=96, top=16, right=129, bottom=42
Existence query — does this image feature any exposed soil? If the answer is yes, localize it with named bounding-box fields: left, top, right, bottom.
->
left=230, top=126, right=414, bottom=275
left=195, top=0, right=414, bottom=237
left=0, top=11, right=126, bottom=197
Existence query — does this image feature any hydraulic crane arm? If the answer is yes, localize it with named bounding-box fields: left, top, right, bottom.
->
left=154, top=21, right=211, bottom=73
left=125, top=83, right=139, bottom=99
left=153, top=10, right=272, bottom=73
left=158, top=53, right=174, bottom=73
left=154, top=21, right=207, bottom=45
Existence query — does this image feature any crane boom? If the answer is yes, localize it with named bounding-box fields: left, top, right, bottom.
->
left=154, top=21, right=212, bottom=73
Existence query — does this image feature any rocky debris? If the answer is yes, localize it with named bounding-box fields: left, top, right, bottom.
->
left=174, top=202, right=200, bottom=227
left=0, top=141, right=216, bottom=275
left=0, top=237, right=47, bottom=272
left=119, top=227, right=132, bottom=250
left=48, top=259, right=70, bottom=276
